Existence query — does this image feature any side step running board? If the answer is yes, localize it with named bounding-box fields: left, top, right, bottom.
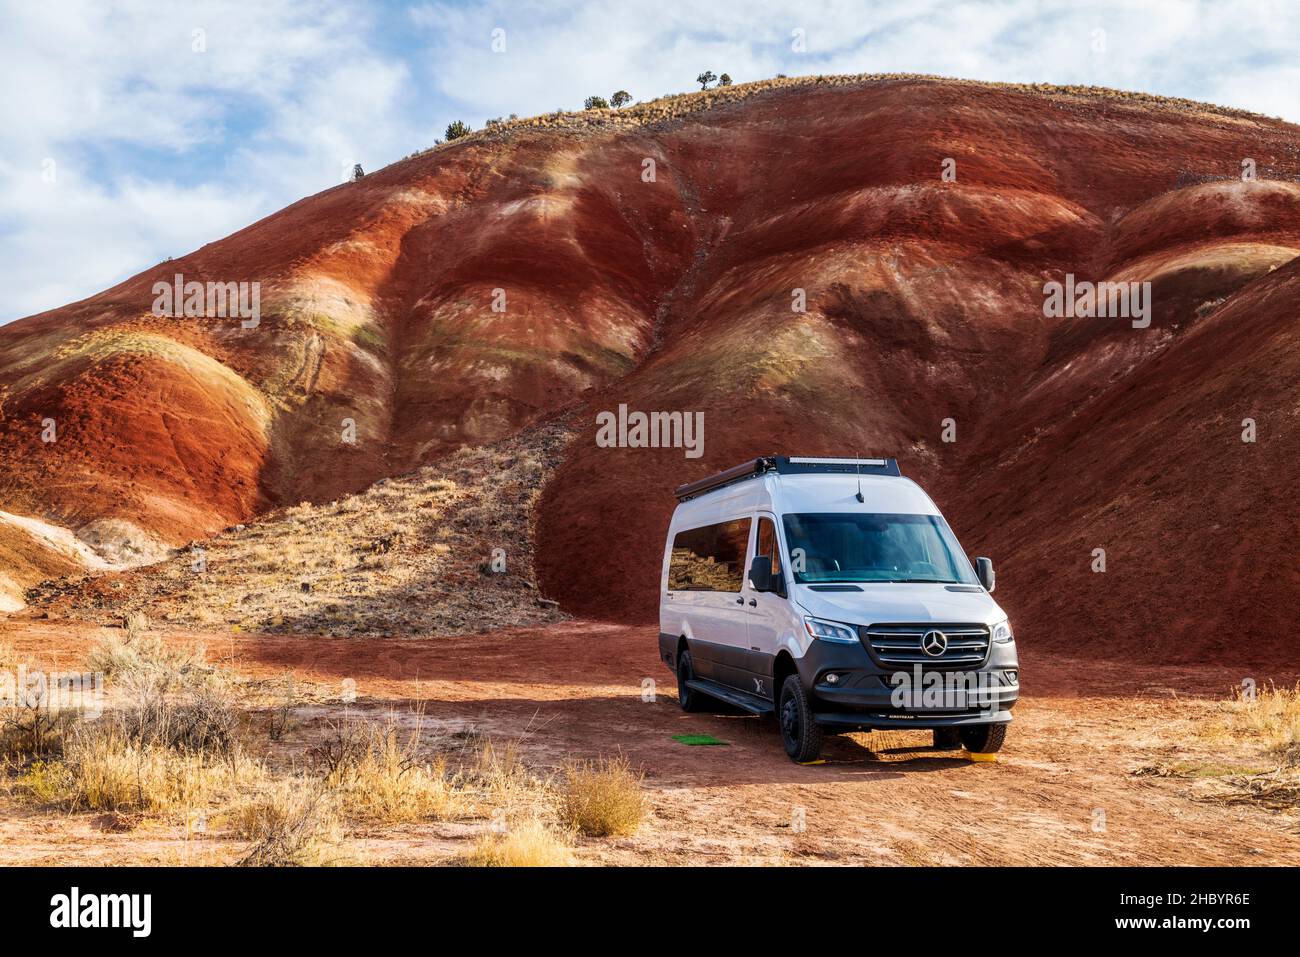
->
left=685, top=678, right=775, bottom=716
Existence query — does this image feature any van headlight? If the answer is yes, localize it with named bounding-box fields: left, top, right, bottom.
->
left=804, top=617, right=859, bottom=645
left=992, top=619, right=1014, bottom=644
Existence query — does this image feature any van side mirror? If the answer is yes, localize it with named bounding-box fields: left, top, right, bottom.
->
left=748, top=555, right=775, bottom=593
left=975, top=557, right=995, bottom=592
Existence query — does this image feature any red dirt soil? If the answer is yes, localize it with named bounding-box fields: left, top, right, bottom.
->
left=3, top=77, right=1300, bottom=663
left=2, top=619, right=1297, bottom=866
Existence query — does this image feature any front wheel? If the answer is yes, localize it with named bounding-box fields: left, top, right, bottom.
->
left=959, top=722, right=1007, bottom=754
left=778, top=675, right=824, bottom=763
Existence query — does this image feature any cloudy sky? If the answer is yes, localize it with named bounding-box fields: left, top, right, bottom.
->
left=3, top=0, right=1298, bottom=323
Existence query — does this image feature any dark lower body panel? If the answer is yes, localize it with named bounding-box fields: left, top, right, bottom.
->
left=664, top=631, right=1020, bottom=731
left=660, top=632, right=774, bottom=696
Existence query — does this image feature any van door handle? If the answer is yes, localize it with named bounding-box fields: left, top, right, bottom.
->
left=748, top=599, right=756, bottom=607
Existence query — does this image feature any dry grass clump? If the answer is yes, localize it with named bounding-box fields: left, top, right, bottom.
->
left=462, top=817, right=575, bottom=867
left=233, top=779, right=347, bottom=866
left=322, top=718, right=466, bottom=823
left=556, top=755, right=646, bottom=837
left=14, top=759, right=75, bottom=803
left=1194, top=682, right=1300, bottom=814
left=456, top=737, right=545, bottom=814
left=0, top=705, right=81, bottom=763
left=13, top=666, right=254, bottom=815
left=1220, top=683, right=1300, bottom=765
left=64, top=732, right=214, bottom=812
left=20, top=725, right=258, bottom=814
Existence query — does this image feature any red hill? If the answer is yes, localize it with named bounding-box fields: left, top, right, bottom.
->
left=3, top=75, right=1298, bottom=662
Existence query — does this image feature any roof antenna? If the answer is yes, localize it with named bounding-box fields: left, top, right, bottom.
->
left=855, top=454, right=865, bottom=503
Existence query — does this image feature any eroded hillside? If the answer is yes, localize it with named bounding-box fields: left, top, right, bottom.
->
left=3, top=74, right=1300, bottom=660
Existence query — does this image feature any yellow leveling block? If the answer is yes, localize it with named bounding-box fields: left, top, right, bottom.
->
left=965, top=751, right=998, bottom=763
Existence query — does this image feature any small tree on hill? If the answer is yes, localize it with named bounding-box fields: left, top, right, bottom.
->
left=351, top=164, right=365, bottom=181
left=610, top=90, right=631, bottom=109
left=584, top=95, right=610, bottom=110
left=696, top=70, right=716, bottom=89
left=444, top=120, right=472, bottom=141
left=718, top=73, right=732, bottom=87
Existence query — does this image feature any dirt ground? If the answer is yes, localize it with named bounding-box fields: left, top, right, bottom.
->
left=2, top=618, right=1297, bottom=866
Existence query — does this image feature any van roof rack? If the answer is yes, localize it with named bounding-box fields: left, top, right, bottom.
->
left=673, top=456, right=900, bottom=501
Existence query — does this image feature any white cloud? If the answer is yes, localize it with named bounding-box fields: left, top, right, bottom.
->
left=411, top=0, right=1300, bottom=123
left=0, top=0, right=419, bottom=322
left=0, top=156, right=266, bottom=318
left=3, top=0, right=1298, bottom=323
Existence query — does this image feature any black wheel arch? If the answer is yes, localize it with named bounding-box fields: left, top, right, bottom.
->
left=772, top=650, right=798, bottom=701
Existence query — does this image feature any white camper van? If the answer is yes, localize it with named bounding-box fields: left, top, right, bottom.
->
left=658, top=457, right=1019, bottom=762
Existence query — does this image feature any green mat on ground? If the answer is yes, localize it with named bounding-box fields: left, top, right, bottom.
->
left=671, top=733, right=729, bottom=746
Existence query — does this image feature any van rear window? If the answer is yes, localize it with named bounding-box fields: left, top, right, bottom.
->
left=668, top=518, right=751, bottom=592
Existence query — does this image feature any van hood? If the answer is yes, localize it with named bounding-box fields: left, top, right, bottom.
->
left=791, top=582, right=1006, bottom=627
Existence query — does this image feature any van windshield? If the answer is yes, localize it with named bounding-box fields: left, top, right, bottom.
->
left=781, top=512, right=978, bottom=584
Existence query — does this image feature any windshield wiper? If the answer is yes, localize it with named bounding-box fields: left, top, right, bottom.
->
left=879, top=578, right=962, bottom=584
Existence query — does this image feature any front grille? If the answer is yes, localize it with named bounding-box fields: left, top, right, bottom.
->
left=860, top=623, right=991, bottom=668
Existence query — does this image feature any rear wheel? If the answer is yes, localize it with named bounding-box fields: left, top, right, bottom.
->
left=778, top=675, right=824, bottom=763
left=959, top=722, right=1007, bottom=754
left=932, top=727, right=961, bottom=750
left=676, top=650, right=705, bottom=712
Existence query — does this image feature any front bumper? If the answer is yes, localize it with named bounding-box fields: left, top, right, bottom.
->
left=796, top=635, right=1020, bottom=730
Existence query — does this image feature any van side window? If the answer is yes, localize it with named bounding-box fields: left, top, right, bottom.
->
left=668, top=518, right=752, bottom=592
left=756, top=516, right=782, bottom=579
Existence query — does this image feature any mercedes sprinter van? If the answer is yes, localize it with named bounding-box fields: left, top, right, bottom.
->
left=658, top=456, right=1019, bottom=762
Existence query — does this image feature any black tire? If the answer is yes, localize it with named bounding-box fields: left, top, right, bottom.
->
left=778, top=675, right=824, bottom=763
left=676, top=650, right=705, bottom=712
left=959, top=722, right=1007, bottom=754
left=932, top=727, right=962, bottom=750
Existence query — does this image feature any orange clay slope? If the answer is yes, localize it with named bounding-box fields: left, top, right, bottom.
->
left=2, top=74, right=1299, bottom=662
